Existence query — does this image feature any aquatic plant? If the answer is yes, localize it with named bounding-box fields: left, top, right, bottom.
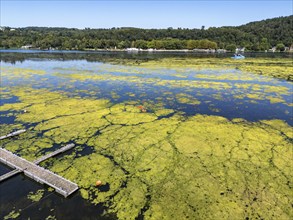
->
left=3, top=210, right=21, bottom=220
left=0, top=56, right=292, bottom=219
left=135, top=58, right=293, bottom=81
left=45, top=215, right=57, bottom=220
left=27, top=189, right=45, bottom=202
left=175, top=93, right=201, bottom=105
left=0, top=87, right=292, bottom=220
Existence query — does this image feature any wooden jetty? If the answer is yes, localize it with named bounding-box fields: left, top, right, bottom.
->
left=0, top=144, right=75, bottom=182
left=33, top=143, right=75, bottom=164
left=0, top=169, right=21, bottom=182
left=0, top=129, right=26, bottom=140
left=0, top=145, right=78, bottom=197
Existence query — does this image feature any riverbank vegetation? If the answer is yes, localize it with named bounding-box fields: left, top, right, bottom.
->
left=1, top=16, right=292, bottom=51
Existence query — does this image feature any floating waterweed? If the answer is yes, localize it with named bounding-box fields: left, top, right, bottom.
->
left=27, top=189, right=45, bottom=202
left=0, top=55, right=292, bottom=220
left=175, top=93, right=201, bottom=105
left=2, top=87, right=289, bottom=219
left=4, top=210, right=21, bottom=220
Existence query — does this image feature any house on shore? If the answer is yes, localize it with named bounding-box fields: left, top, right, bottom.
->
left=126, top=48, right=139, bottom=52
left=236, top=47, right=245, bottom=53
left=21, top=45, right=33, bottom=49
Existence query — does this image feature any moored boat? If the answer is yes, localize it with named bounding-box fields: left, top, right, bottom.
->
left=231, top=54, right=245, bottom=59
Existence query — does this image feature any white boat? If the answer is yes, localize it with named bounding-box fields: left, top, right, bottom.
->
left=231, top=54, right=245, bottom=59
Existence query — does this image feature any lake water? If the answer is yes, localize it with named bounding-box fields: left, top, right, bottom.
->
left=0, top=51, right=292, bottom=220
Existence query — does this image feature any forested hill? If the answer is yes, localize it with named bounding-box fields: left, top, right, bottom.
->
left=0, top=15, right=292, bottom=51
left=236, top=16, right=292, bottom=47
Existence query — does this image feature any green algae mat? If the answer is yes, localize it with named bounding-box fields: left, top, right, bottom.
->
left=0, top=55, right=292, bottom=220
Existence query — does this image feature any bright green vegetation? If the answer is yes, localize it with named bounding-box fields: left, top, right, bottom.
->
left=1, top=58, right=293, bottom=112
left=27, top=190, right=45, bottom=202
left=52, top=57, right=292, bottom=81
left=3, top=210, right=21, bottom=220
left=136, top=58, right=293, bottom=81
left=0, top=87, right=292, bottom=220
left=48, top=58, right=292, bottom=107
left=0, top=57, right=292, bottom=219
left=3, top=57, right=291, bottom=82
left=1, top=16, right=292, bottom=51
left=1, top=67, right=46, bottom=81
left=175, top=93, right=201, bottom=105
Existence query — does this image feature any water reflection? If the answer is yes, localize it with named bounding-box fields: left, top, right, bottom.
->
left=1, top=49, right=292, bottom=65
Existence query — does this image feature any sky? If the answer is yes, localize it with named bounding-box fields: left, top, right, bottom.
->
left=1, top=0, right=292, bottom=29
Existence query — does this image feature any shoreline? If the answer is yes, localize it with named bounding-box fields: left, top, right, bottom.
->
left=1, top=48, right=225, bottom=53
left=1, top=48, right=292, bottom=54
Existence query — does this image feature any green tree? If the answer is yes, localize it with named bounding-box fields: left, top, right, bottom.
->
left=153, top=40, right=164, bottom=49
left=118, top=40, right=130, bottom=49
left=276, top=43, right=285, bottom=51
left=226, top=43, right=236, bottom=52
left=134, top=40, right=148, bottom=49
left=62, top=39, right=74, bottom=50
left=1, top=15, right=292, bottom=52
left=207, top=41, right=217, bottom=49
left=259, top=38, right=270, bottom=51
left=252, top=42, right=260, bottom=51
left=147, top=40, right=155, bottom=49
left=187, top=40, right=198, bottom=50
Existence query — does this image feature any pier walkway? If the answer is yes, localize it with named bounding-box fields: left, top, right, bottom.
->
left=0, top=144, right=75, bottom=182
left=0, top=129, right=26, bottom=140
left=0, top=146, right=78, bottom=197
left=0, top=169, right=21, bottom=182
left=33, top=143, right=76, bottom=164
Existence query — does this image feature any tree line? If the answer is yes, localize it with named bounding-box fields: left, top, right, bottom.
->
left=0, top=15, right=292, bottom=51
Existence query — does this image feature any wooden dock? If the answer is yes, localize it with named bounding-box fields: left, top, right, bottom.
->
left=0, top=169, right=21, bottom=182
left=0, top=144, right=76, bottom=182
left=0, top=129, right=26, bottom=140
left=0, top=146, right=78, bottom=197
left=33, top=143, right=75, bottom=164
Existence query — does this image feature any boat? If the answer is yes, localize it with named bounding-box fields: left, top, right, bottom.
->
left=231, top=54, right=245, bottom=59
left=126, top=48, right=139, bottom=52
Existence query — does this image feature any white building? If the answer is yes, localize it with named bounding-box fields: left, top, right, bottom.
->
left=21, top=45, right=33, bottom=49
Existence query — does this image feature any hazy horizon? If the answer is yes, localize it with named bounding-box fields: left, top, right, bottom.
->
left=1, top=1, right=292, bottom=29
left=1, top=14, right=291, bottom=30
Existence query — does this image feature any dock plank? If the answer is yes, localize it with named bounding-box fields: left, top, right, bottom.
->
left=0, top=147, right=78, bottom=197
left=0, top=144, right=75, bottom=182
left=0, top=169, right=21, bottom=182
left=0, top=129, right=26, bottom=140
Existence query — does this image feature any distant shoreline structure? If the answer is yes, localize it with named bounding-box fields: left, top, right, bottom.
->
left=2, top=47, right=292, bottom=54
left=2, top=47, right=228, bottom=53
left=124, top=48, right=227, bottom=53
